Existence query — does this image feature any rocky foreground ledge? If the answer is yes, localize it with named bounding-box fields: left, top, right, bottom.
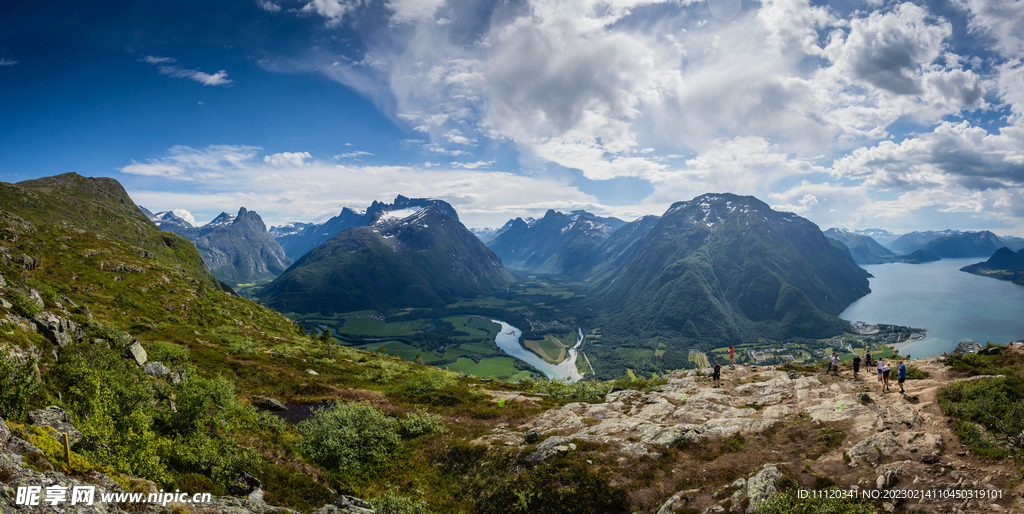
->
left=4, top=349, right=1024, bottom=513
left=475, top=349, right=1024, bottom=514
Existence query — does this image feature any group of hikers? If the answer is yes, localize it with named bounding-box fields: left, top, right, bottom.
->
left=709, top=346, right=908, bottom=394
left=827, top=350, right=907, bottom=393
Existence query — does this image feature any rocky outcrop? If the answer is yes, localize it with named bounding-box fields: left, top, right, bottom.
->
left=229, top=472, right=264, bottom=503
left=31, top=311, right=84, bottom=347
left=745, top=465, right=784, bottom=513
left=0, top=414, right=11, bottom=444
left=252, top=396, right=288, bottom=411
left=28, top=406, right=83, bottom=445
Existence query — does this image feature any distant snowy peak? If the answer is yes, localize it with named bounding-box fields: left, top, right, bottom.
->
left=269, top=222, right=315, bottom=238
left=205, top=212, right=235, bottom=228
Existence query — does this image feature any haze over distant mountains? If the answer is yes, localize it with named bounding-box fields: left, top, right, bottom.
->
left=141, top=206, right=290, bottom=285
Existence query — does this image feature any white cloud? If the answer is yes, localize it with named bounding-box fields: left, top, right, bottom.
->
left=955, top=0, right=1024, bottom=58
left=302, top=0, right=362, bottom=26
left=450, top=160, right=495, bottom=169
left=335, top=151, right=374, bottom=159
left=387, top=0, right=446, bottom=24
left=0, top=58, right=21, bottom=66
left=120, top=145, right=606, bottom=229
left=264, top=152, right=313, bottom=167
left=141, top=56, right=234, bottom=86
left=257, top=0, right=282, bottom=13
left=170, top=209, right=198, bottom=225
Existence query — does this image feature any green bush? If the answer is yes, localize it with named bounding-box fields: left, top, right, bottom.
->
left=939, top=376, right=1023, bottom=461
left=758, top=490, right=877, bottom=513
left=297, top=402, right=401, bottom=476
left=400, top=409, right=445, bottom=438
left=361, top=360, right=407, bottom=384
left=82, top=318, right=132, bottom=346
left=9, top=290, right=43, bottom=319
left=147, top=341, right=190, bottom=364
left=224, top=336, right=260, bottom=355
left=0, top=355, right=41, bottom=420
left=520, top=377, right=613, bottom=401
left=405, top=370, right=457, bottom=395
left=370, top=490, right=434, bottom=514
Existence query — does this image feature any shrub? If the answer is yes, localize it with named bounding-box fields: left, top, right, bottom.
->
left=224, top=336, right=260, bottom=355
left=0, top=355, right=41, bottom=420
left=147, top=341, right=190, bottom=364
left=9, top=290, right=42, bottom=319
left=361, top=360, right=407, bottom=384
left=370, top=490, right=434, bottom=514
left=82, top=318, right=133, bottom=346
left=400, top=409, right=445, bottom=438
left=297, top=402, right=401, bottom=476
left=757, top=490, right=877, bottom=513
left=939, top=376, right=1024, bottom=462
left=405, top=370, right=458, bottom=395
left=520, top=377, right=613, bottom=401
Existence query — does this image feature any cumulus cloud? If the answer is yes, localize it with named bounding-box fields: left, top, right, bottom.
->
left=450, top=160, right=495, bottom=169
left=302, top=0, right=362, bottom=26
left=257, top=0, right=282, bottom=12
left=119, top=145, right=608, bottom=229
left=955, top=0, right=1024, bottom=58
left=264, top=152, right=312, bottom=167
left=141, top=55, right=234, bottom=86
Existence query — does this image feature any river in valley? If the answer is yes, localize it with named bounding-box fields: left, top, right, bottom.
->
left=839, top=258, right=1024, bottom=358
left=492, top=320, right=583, bottom=382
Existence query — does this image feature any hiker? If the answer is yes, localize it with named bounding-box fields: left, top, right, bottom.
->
left=898, top=361, right=907, bottom=393
left=729, top=346, right=735, bottom=368
left=852, top=353, right=861, bottom=378
left=882, top=362, right=891, bottom=392
left=877, top=359, right=884, bottom=390
left=865, top=351, right=873, bottom=367
left=831, top=353, right=840, bottom=376
left=713, top=361, right=722, bottom=388
left=824, top=353, right=834, bottom=375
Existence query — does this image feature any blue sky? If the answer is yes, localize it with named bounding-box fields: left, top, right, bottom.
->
left=2, top=0, right=1023, bottom=235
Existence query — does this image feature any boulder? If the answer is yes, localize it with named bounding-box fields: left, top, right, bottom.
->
left=252, top=395, right=288, bottom=411
left=525, top=436, right=573, bottom=463
left=229, top=472, right=264, bottom=503
left=31, top=311, right=84, bottom=347
left=524, top=428, right=540, bottom=443
left=28, top=289, right=45, bottom=308
left=123, top=339, right=147, bottom=366
left=848, top=431, right=899, bottom=466
left=0, top=414, right=11, bottom=444
left=143, top=361, right=171, bottom=377
left=27, top=406, right=83, bottom=444
left=746, top=464, right=784, bottom=513
left=336, top=495, right=376, bottom=514
left=0, top=272, right=5, bottom=287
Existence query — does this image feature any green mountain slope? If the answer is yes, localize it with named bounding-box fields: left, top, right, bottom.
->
left=961, top=247, right=1024, bottom=286
left=258, top=204, right=513, bottom=313
left=593, top=194, right=869, bottom=348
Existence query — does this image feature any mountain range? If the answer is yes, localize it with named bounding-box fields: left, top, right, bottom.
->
left=271, top=196, right=459, bottom=262
left=141, top=207, right=290, bottom=285
left=591, top=194, right=869, bottom=347
left=258, top=202, right=513, bottom=313
left=486, top=210, right=626, bottom=274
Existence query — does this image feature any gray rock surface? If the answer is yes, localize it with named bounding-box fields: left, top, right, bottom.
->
left=143, top=361, right=171, bottom=377
left=848, top=430, right=899, bottom=465
left=252, top=396, right=288, bottom=411
left=0, top=415, right=10, bottom=444
left=28, top=406, right=83, bottom=445
left=30, top=312, right=82, bottom=348
left=746, top=464, right=784, bottom=513
left=123, top=339, right=147, bottom=366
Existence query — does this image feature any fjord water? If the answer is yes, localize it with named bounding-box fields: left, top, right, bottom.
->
left=840, top=258, right=1024, bottom=358
left=492, top=321, right=583, bottom=382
